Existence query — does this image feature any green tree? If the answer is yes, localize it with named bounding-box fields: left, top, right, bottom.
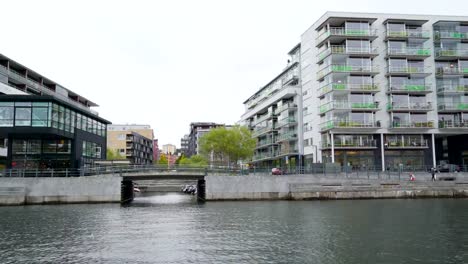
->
left=106, top=149, right=124, bottom=160
left=199, top=125, right=255, bottom=167
left=179, top=155, right=208, bottom=168
left=157, top=153, right=168, bottom=165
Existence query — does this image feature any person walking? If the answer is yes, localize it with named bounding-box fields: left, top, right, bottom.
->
left=431, top=167, right=437, bottom=181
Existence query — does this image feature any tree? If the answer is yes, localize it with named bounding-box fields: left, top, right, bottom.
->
left=157, top=153, right=168, bottom=165
left=199, top=125, right=256, bottom=167
left=179, top=155, right=208, bottom=167
left=106, top=149, right=124, bottom=160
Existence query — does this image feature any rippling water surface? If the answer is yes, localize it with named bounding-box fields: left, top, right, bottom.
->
left=1, top=194, right=467, bottom=264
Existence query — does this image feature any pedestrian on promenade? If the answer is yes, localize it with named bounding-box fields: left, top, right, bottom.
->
left=431, top=167, right=437, bottom=181
left=409, top=173, right=415, bottom=181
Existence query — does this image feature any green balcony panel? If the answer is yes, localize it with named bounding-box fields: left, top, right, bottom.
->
left=346, top=30, right=368, bottom=36
left=332, top=65, right=353, bottom=72
left=405, top=85, right=425, bottom=91
left=417, top=49, right=431, bottom=56
left=457, top=103, right=468, bottom=110
left=333, top=84, right=346, bottom=90
left=351, top=103, right=376, bottom=109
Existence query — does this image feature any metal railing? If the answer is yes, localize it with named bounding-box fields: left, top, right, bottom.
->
left=387, top=102, right=432, bottom=111
left=320, top=120, right=379, bottom=131
left=316, top=27, right=378, bottom=43
left=387, top=66, right=430, bottom=74
left=438, top=103, right=468, bottom=111
left=435, top=49, right=468, bottom=58
left=434, top=31, right=468, bottom=40
left=437, top=85, right=468, bottom=94
left=317, top=64, right=378, bottom=79
left=389, top=121, right=435, bottom=128
left=438, top=120, right=468, bottom=128
left=274, top=103, right=297, bottom=115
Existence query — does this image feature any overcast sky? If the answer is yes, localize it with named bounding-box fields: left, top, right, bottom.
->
left=1, top=0, right=468, bottom=147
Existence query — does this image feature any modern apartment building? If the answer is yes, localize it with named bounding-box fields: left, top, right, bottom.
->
left=241, top=45, right=303, bottom=168
left=243, top=12, right=468, bottom=170
left=0, top=53, right=111, bottom=169
left=107, top=124, right=154, bottom=164
left=162, top=144, right=177, bottom=155
left=186, top=122, right=224, bottom=157
left=180, top=134, right=189, bottom=155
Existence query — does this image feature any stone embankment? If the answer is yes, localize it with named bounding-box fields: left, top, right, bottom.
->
left=205, top=174, right=468, bottom=200
left=0, top=176, right=121, bottom=205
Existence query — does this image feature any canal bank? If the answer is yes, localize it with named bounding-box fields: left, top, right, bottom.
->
left=205, top=174, right=468, bottom=200
left=0, top=176, right=121, bottom=205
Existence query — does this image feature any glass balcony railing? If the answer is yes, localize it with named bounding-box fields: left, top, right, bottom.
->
left=318, top=83, right=379, bottom=96
left=385, top=30, right=431, bottom=39
left=322, top=139, right=377, bottom=149
left=319, top=101, right=378, bottom=113
left=437, top=85, right=468, bottom=94
left=436, top=67, right=468, bottom=76
left=435, top=49, right=468, bottom=58
left=274, top=103, right=297, bottom=115
left=388, top=84, right=432, bottom=93
left=254, top=113, right=276, bottom=124
left=276, top=131, right=298, bottom=142
left=252, top=126, right=275, bottom=137
left=386, top=102, right=432, bottom=111
left=320, top=120, right=379, bottom=131
left=317, top=64, right=379, bottom=79
left=256, top=138, right=276, bottom=148
left=434, top=31, right=468, bottom=40
left=276, top=117, right=297, bottom=127
left=317, top=45, right=378, bottom=61
left=389, top=121, right=434, bottom=128
left=316, top=27, right=378, bottom=44
left=387, top=66, right=430, bottom=75
left=438, top=120, right=468, bottom=128
left=253, top=151, right=278, bottom=161
left=438, top=103, right=468, bottom=111
left=387, top=47, right=431, bottom=57
left=385, top=139, right=428, bottom=148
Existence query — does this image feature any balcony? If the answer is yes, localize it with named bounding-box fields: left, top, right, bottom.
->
left=386, top=102, right=432, bottom=112
left=276, top=131, right=298, bottom=143
left=435, top=67, right=468, bottom=77
left=274, top=103, right=297, bottom=115
left=438, top=120, right=468, bottom=129
left=387, top=84, right=432, bottom=94
left=252, top=151, right=278, bottom=161
left=319, top=101, right=378, bottom=114
left=434, top=31, right=468, bottom=41
left=438, top=103, right=468, bottom=112
left=252, top=126, right=276, bottom=138
left=437, top=85, right=468, bottom=95
left=276, top=117, right=297, bottom=128
left=255, top=138, right=277, bottom=149
left=254, top=112, right=276, bottom=125
left=386, top=47, right=431, bottom=59
left=317, top=64, right=379, bottom=80
left=317, top=45, right=379, bottom=63
left=318, top=83, right=379, bottom=97
left=277, top=146, right=299, bottom=157
left=386, top=66, right=431, bottom=77
left=389, top=121, right=435, bottom=129
left=385, top=30, right=431, bottom=41
left=321, top=140, right=377, bottom=149
left=385, top=139, right=429, bottom=148
left=320, top=120, right=379, bottom=132
left=316, top=27, right=378, bottom=47
left=435, top=49, right=468, bottom=60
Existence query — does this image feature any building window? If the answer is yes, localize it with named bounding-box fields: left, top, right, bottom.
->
left=118, top=134, right=125, bottom=140
left=82, top=141, right=102, bottom=159
left=0, top=102, right=14, bottom=127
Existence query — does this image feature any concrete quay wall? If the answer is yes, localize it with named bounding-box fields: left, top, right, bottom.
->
left=205, top=174, right=468, bottom=200
left=0, top=176, right=122, bottom=206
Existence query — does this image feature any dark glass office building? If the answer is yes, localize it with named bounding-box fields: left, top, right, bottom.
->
left=0, top=53, right=111, bottom=169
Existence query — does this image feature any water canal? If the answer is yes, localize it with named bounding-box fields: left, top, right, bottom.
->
left=1, top=193, right=467, bottom=263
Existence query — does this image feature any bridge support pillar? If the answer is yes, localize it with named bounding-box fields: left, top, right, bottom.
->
left=197, top=179, right=206, bottom=202
left=121, top=180, right=134, bottom=204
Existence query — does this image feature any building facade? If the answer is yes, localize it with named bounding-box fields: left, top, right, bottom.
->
left=186, top=122, right=224, bottom=157
left=0, top=53, right=110, bottom=169
left=243, top=12, right=468, bottom=171
left=241, top=45, right=303, bottom=168
left=107, top=124, right=154, bottom=164
left=153, top=139, right=160, bottom=161
left=180, top=134, right=189, bottom=156
left=162, top=144, right=177, bottom=155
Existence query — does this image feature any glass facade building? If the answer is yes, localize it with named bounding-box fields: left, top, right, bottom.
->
left=0, top=53, right=110, bottom=170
